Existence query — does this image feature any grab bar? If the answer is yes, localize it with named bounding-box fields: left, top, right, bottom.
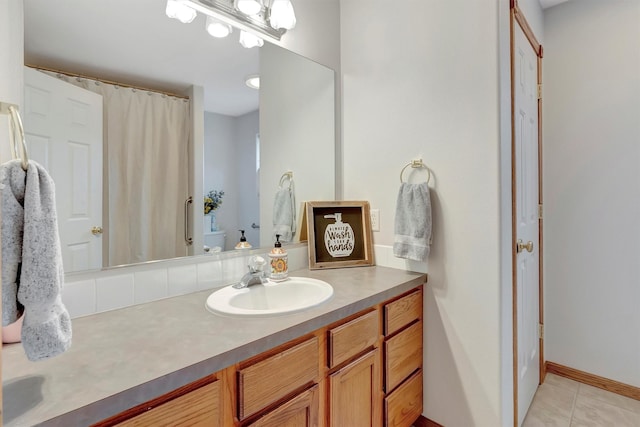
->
left=184, top=196, right=193, bottom=245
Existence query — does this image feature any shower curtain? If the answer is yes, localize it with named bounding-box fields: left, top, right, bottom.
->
left=47, top=72, right=190, bottom=266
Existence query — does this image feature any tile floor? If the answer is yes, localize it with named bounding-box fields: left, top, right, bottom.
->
left=523, top=373, right=640, bottom=426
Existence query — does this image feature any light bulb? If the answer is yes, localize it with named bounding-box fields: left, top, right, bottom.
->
left=206, top=16, right=232, bottom=38
left=239, top=31, right=264, bottom=48
left=165, top=0, right=197, bottom=24
left=269, top=0, right=296, bottom=30
left=235, top=0, right=263, bottom=16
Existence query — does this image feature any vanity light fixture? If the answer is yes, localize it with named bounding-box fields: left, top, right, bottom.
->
left=165, top=0, right=197, bottom=23
left=239, top=30, right=264, bottom=48
left=269, top=0, right=296, bottom=30
left=206, top=16, right=233, bottom=38
left=178, top=0, right=295, bottom=47
left=235, top=0, right=264, bottom=17
left=245, top=74, right=260, bottom=90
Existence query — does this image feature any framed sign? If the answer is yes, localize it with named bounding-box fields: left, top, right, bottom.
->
left=306, top=201, right=374, bottom=270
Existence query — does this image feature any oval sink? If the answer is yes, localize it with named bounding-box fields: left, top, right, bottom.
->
left=205, top=277, right=333, bottom=317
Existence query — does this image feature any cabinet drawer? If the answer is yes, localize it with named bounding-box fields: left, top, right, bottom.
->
left=384, top=288, right=422, bottom=336
left=116, top=380, right=221, bottom=427
left=328, top=310, right=379, bottom=368
left=247, top=384, right=319, bottom=427
left=238, top=336, right=319, bottom=420
left=384, top=369, right=423, bottom=427
left=385, top=321, right=422, bottom=392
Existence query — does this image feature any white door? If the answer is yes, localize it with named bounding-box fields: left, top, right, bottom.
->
left=23, top=67, right=103, bottom=273
left=514, top=23, right=540, bottom=426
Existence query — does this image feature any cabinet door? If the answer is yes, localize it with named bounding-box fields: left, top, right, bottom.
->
left=247, top=385, right=319, bottom=427
left=115, top=380, right=221, bottom=427
left=329, top=348, right=381, bottom=427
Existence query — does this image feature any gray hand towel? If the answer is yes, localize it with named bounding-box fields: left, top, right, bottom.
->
left=272, top=183, right=296, bottom=242
left=393, top=182, right=432, bottom=261
left=1, top=159, right=72, bottom=361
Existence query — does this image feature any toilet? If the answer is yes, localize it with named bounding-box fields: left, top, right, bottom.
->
left=204, top=230, right=226, bottom=253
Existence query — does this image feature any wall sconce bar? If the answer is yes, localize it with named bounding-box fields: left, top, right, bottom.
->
left=183, top=0, right=286, bottom=43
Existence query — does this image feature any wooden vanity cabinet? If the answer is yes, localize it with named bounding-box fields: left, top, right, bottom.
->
left=329, top=348, right=381, bottom=427
left=96, top=375, right=223, bottom=427
left=237, top=336, right=319, bottom=421
left=100, top=285, right=424, bottom=427
left=245, top=384, right=320, bottom=427
left=382, top=288, right=424, bottom=427
left=327, top=309, right=382, bottom=427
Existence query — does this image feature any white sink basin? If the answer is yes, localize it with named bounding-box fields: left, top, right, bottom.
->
left=205, top=277, right=333, bottom=317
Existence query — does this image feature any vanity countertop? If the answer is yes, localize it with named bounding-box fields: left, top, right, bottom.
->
left=2, top=266, right=426, bottom=426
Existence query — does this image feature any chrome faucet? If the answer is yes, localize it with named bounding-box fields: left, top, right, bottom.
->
left=233, top=255, right=269, bottom=289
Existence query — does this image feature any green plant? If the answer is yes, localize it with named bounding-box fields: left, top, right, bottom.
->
left=204, top=190, right=224, bottom=214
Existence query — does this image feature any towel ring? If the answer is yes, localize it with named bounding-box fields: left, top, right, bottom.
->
left=400, top=159, right=430, bottom=184
left=279, top=171, right=293, bottom=187
left=7, top=105, right=29, bottom=171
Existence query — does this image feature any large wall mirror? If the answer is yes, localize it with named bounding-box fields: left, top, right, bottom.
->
left=23, top=0, right=335, bottom=274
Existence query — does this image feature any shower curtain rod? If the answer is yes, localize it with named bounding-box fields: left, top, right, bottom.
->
left=25, top=64, right=190, bottom=100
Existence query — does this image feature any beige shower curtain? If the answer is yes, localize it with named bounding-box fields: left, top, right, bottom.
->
left=47, top=72, right=190, bottom=266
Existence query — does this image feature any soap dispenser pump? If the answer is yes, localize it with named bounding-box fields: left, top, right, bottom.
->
left=269, top=234, right=288, bottom=281
left=235, top=229, right=252, bottom=250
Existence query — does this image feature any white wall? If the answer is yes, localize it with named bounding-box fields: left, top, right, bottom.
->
left=204, top=110, right=259, bottom=250
left=543, top=0, right=640, bottom=387
left=0, top=0, right=24, bottom=163
left=341, top=1, right=504, bottom=425
left=235, top=110, right=260, bottom=247
left=259, top=43, right=335, bottom=245
left=274, top=0, right=343, bottom=198
left=274, top=0, right=340, bottom=72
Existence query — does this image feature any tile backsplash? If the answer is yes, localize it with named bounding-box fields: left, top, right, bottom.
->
left=62, top=244, right=426, bottom=319
left=62, top=245, right=310, bottom=319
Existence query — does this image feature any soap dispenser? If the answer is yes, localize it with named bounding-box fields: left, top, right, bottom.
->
left=235, top=229, right=252, bottom=250
left=269, top=234, right=288, bottom=281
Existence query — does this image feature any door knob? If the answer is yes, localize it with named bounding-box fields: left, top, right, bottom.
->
left=516, top=239, right=534, bottom=253
left=91, top=226, right=103, bottom=236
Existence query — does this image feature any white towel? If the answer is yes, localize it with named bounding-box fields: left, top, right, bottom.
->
left=1, top=159, right=72, bottom=361
left=393, top=182, right=432, bottom=261
left=272, top=182, right=296, bottom=242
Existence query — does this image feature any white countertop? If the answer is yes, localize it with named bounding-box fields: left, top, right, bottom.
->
left=2, top=266, right=426, bottom=426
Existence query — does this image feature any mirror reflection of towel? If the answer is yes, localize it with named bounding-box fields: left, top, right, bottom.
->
left=273, top=185, right=296, bottom=242
left=393, top=182, right=432, bottom=261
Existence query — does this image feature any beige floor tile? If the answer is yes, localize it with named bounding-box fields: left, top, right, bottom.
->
left=544, top=373, right=581, bottom=393
left=578, top=383, right=640, bottom=415
left=531, top=383, right=577, bottom=419
left=571, top=394, right=640, bottom=427
left=523, top=403, right=571, bottom=427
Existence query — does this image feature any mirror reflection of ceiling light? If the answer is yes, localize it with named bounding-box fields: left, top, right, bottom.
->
left=206, top=16, right=233, bottom=38
left=165, top=0, right=197, bottom=23
left=269, top=0, right=296, bottom=30
left=245, top=74, right=260, bottom=90
left=235, top=0, right=264, bottom=16
left=239, top=30, right=264, bottom=48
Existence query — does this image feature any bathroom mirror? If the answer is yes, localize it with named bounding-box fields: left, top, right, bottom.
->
left=23, top=0, right=335, bottom=273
